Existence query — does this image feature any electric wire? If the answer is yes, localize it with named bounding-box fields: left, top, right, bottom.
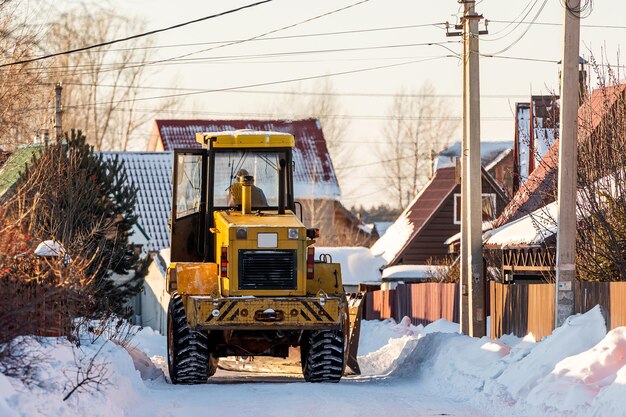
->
left=483, top=0, right=549, bottom=56
left=138, top=0, right=373, bottom=76
left=0, top=0, right=274, bottom=68
left=68, top=22, right=449, bottom=54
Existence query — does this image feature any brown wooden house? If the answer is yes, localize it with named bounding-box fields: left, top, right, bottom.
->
left=371, top=166, right=509, bottom=266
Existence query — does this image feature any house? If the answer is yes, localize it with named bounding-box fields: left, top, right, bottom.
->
left=497, top=84, right=626, bottom=226
left=371, top=164, right=509, bottom=267
left=435, top=140, right=514, bottom=196
left=513, top=96, right=559, bottom=194
left=488, top=84, right=626, bottom=282
left=147, top=118, right=371, bottom=245
left=99, top=151, right=173, bottom=330
left=484, top=201, right=558, bottom=282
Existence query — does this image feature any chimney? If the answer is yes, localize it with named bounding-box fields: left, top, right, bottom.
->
left=558, top=56, right=588, bottom=106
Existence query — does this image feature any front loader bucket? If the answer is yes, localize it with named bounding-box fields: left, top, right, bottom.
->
left=345, top=292, right=365, bottom=375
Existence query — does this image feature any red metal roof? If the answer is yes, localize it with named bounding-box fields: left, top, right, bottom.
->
left=497, top=85, right=626, bottom=226
left=150, top=119, right=340, bottom=197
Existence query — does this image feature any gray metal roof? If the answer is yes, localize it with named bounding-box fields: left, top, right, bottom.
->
left=99, top=151, right=172, bottom=252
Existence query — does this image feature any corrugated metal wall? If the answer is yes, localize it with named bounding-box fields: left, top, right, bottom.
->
left=364, top=283, right=458, bottom=326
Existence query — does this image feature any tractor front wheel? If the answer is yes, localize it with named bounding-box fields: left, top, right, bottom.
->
left=167, top=293, right=218, bottom=384
left=301, top=329, right=345, bottom=383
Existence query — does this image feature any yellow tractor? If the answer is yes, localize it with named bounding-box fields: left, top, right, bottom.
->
left=167, top=130, right=363, bottom=384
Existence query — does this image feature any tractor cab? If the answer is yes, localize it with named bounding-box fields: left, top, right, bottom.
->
left=171, top=130, right=298, bottom=263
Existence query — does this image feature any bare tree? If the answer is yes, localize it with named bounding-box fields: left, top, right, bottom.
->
left=267, top=78, right=350, bottom=179
left=377, top=82, right=458, bottom=209
left=46, top=5, right=176, bottom=150
left=0, top=1, right=48, bottom=148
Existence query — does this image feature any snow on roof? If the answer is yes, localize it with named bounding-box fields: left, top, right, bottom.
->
left=485, top=148, right=513, bottom=172
left=314, top=246, right=385, bottom=285
left=370, top=167, right=458, bottom=265
left=436, top=140, right=513, bottom=171
left=34, top=240, right=66, bottom=257
left=484, top=201, right=558, bottom=247
left=443, top=220, right=496, bottom=245
left=381, top=264, right=448, bottom=281
left=374, top=221, right=393, bottom=236
left=99, top=152, right=172, bottom=252
left=369, top=211, right=414, bottom=264
left=34, top=240, right=71, bottom=264
left=151, top=119, right=340, bottom=200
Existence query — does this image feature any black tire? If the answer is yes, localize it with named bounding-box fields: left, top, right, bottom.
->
left=301, top=329, right=346, bottom=383
left=167, top=293, right=218, bottom=384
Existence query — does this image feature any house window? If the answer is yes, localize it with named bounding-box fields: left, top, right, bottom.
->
left=453, top=193, right=497, bottom=225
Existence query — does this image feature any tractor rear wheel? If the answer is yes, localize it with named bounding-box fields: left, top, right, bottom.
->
left=301, top=329, right=345, bottom=383
left=167, top=293, right=218, bottom=384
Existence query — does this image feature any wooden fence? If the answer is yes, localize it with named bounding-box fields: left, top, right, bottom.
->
left=490, top=281, right=555, bottom=340
left=364, top=281, right=626, bottom=339
left=490, top=280, right=626, bottom=339
left=364, top=283, right=458, bottom=326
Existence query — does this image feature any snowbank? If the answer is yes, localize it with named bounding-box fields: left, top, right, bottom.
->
left=381, top=264, right=448, bottom=281
left=357, top=318, right=460, bottom=376
left=314, top=246, right=385, bottom=285
left=389, top=306, right=616, bottom=416
left=0, top=337, right=150, bottom=417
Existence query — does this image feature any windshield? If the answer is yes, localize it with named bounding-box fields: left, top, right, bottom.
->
left=213, top=150, right=286, bottom=208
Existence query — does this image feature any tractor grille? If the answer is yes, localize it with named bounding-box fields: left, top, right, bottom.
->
left=238, top=250, right=297, bottom=290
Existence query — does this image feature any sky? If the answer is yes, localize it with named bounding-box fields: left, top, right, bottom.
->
left=29, top=0, right=626, bottom=208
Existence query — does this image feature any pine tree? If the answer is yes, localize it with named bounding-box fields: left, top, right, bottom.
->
left=8, top=130, right=143, bottom=317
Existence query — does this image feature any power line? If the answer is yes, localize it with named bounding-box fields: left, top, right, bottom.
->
left=490, top=20, right=626, bottom=29
left=61, top=56, right=457, bottom=107
left=16, top=41, right=461, bottom=75
left=70, top=22, right=449, bottom=54
left=60, top=82, right=529, bottom=98
left=145, top=0, right=373, bottom=73
left=485, top=0, right=539, bottom=38
left=0, top=0, right=274, bottom=68
left=62, top=105, right=510, bottom=121
left=484, top=0, right=549, bottom=56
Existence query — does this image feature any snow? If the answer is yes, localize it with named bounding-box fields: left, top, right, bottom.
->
left=34, top=240, right=71, bottom=264
left=436, top=140, right=513, bottom=171
left=381, top=264, right=448, bottom=281
left=369, top=212, right=414, bottom=263
left=4, top=306, right=626, bottom=417
left=484, top=200, right=559, bottom=247
left=314, top=246, right=385, bottom=285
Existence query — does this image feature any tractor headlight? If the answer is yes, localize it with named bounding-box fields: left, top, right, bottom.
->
left=236, top=227, right=248, bottom=239
left=288, top=228, right=299, bottom=239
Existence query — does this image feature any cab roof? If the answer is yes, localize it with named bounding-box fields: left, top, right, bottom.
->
left=196, top=130, right=295, bottom=149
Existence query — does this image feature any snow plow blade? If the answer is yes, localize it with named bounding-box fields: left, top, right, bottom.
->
left=345, top=292, right=365, bottom=375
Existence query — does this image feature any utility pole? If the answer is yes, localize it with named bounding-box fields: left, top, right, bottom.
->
left=54, top=82, right=63, bottom=141
left=447, top=1, right=487, bottom=337
left=555, top=0, right=580, bottom=327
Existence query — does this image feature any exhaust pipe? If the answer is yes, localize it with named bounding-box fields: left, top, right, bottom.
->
left=240, top=175, right=254, bottom=215
left=278, top=158, right=286, bottom=215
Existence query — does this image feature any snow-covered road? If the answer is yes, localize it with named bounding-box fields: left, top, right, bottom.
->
left=4, top=308, right=626, bottom=417
left=137, top=367, right=487, bottom=417
left=129, top=319, right=488, bottom=417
